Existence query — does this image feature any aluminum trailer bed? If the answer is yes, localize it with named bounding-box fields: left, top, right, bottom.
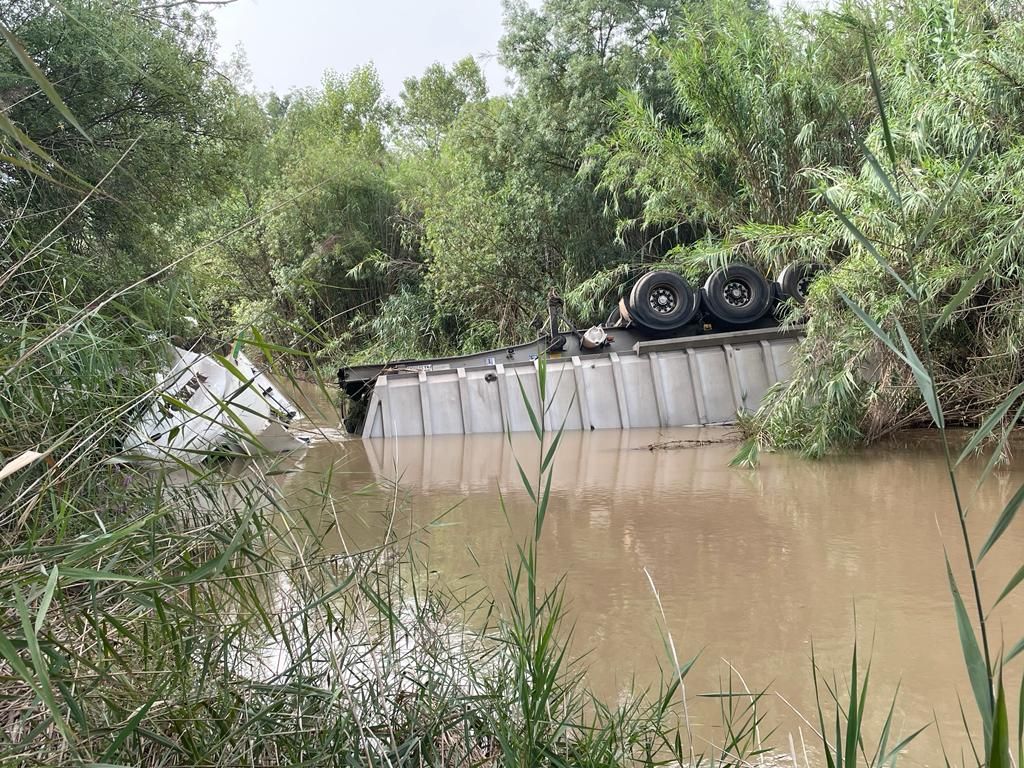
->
left=339, top=322, right=803, bottom=439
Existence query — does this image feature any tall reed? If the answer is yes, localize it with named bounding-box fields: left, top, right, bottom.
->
left=818, top=30, right=1024, bottom=768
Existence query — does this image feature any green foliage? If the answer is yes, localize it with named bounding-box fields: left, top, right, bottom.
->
left=421, top=114, right=567, bottom=345
left=595, top=1, right=871, bottom=233
left=590, top=0, right=1024, bottom=454
left=1, top=0, right=250, bottom=288
left=745, top=2, right=1024, bottom=454
left=398, top=56, right=487, bottom=152
left=184, top=66, right=420, bottom=359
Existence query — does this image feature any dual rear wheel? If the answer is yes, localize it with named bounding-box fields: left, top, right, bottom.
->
left=701, top=263, right=773, bottom=325
left=613, top=261, right=825, bottom=334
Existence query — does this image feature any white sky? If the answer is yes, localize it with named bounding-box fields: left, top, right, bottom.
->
left=211, top=0, right=516, bottom=98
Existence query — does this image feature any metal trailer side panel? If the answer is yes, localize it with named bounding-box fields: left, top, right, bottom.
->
left=615, top=353, right=661, bottom=428
left=360, top=333, right=802, bottom=438
left=731, top=343, right=774, bottom=412
left=386, top=376, right=426, bottom=437
left=543, top=360, right=584, bottom=432
left=463, top=369, right=504, bottom=434
left=770, top=339, right=797, bottom=381
left=579, top=356, right=624, bottom=430
left=650, top=350, right=701, bottom=427
left=500, top=362, right=541, bottom=433
left=422, top=370, right=465, bottom=435
left=691, top=347, right=738, bottom=423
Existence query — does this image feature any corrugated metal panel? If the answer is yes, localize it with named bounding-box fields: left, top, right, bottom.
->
left=362, top=331, right=800, bottom=439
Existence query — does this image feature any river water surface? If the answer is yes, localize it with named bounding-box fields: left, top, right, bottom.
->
left=282, top=393, right=1024, bottom=765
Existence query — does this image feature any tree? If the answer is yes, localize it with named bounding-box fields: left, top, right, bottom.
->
left=398, top=57, right=487, bottom=153
left=594, top=1, right=870, bottom=238
left=0, top=0, right=251, bottom=291
left=184, top=66, right=421, bottom=357
left=500, top=0, right=687, bottom=146
left=408, top=0, right=697, bottom=347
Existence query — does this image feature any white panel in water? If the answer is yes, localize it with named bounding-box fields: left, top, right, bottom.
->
left=616, top=354, right=660, bottom=428
left=543, top=360, right=583, bottom=431
left=423, top=371, right=464, bottom=435
left=692, top=348, right=737, bottom=423
left=650, top=350, right=700, bottom=427
left=463, top=369, right=504, bottom=434
left=579, top=357, right=622, bottom=430
left=731, top=343, right=773, bottom=411
left=500, top=363, right=541, bottom=434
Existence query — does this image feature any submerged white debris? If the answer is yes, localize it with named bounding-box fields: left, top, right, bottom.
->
left=122, top=345, right=307, bottom=463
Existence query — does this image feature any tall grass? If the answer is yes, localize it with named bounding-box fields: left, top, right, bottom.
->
left=814, top=31, right=1024, bottom=768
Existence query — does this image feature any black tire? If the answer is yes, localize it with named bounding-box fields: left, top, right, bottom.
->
left=627, top=270, right=699, bottom=333
left=777, top=261, right=826, bottom=305
left=702, top=263, right=773, bottom=324
left=605, top=305, right=622, bottom=328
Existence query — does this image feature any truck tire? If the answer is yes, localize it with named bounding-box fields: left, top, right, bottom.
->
left=702, top=263, right=772, bottom=324
left=777, top=261, right=826, bottom=304
left=628, top=270, right=699, bottom=333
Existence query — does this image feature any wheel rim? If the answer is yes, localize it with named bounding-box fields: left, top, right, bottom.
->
left=648, top=285, right=678, bottom=315
left=722, top=278, right=751, bottom=308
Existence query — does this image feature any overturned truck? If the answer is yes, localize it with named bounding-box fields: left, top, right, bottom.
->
left=339, top=263, right=822, bottom=439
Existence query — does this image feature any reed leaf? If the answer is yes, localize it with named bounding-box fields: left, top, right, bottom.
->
left=895, top=319, right=943, bottom=428
left=33, top=565, right=58, bottom=637
left=977, top=483, right=1024, bottom=562
left=12, top=588, right=78, bottom=752
left=862, top=29, right=897, bottom=175
left=844, top=645, right=861, bottom=768
left=825, top=200, right=916, bottom=299
left=1018, top=675, right=1024, bottom=768
left=946, top=555, right=993, bottom=751
left=0, top=150, right=75, bottom=189
left=878, top=724, right=930, bottom=767
left=1003, top=637, right=1024, bottom=666
left=534, top=469, right=553, bottom=543
left=989, top=675, right=1011, bottom=768
left=856, top=136, right=902, bottom=209
left=836, top=288, right=911, bottom=368
left=993, top=564, right=1024, bottom=610
left=515, top=371, right=543, bottom=440
left=931, top=251, right=1000, bottom=335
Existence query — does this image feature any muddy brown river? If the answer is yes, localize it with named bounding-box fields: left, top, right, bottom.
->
left=280, top=397, right=1024, bottom=765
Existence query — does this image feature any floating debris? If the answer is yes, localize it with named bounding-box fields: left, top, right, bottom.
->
left=645, top=434, right=739, bottom=451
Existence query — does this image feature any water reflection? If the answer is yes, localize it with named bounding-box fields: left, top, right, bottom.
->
left=281, top=425, right=1024, bottom=766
